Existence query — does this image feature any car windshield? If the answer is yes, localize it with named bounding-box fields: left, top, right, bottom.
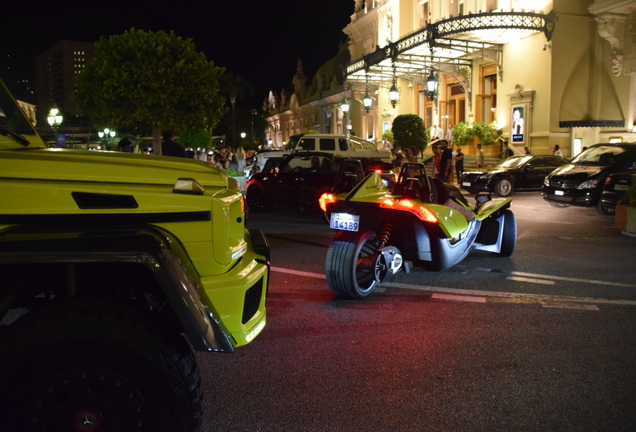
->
left=0, top=81, right=37, bottom=140
left=570, top=145, right=626, bottom=165
left=493, top=155, right=532, bottom=169
left=284, top=135, right=301, bottom=150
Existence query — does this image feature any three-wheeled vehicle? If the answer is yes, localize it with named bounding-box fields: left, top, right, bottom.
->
left=319, top=162, right=517, bottom=298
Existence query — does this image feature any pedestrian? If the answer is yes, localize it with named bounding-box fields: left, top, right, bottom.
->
left=524, top=146, right=531, bottom=155
left=477, top=143, right=486, bottom=168
left=161, top=131, right=187, bottom=158
left=433, top=145, right=442, bottom=178
left=116, top=138, right=132, bottom=152
left=455, top=146, right=464, bottom=182
left=236, top=146, right=246, bottom=173
left=503, top=141, right=514, bottom=158
left=446, top=125, right=454, bottom=145
left=553, top=145, right=563, bottom=157
left=438, top=140, right=453, bottom=183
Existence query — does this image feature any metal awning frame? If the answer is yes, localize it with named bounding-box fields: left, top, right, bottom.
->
left=345, top=10, right=557, bottom=107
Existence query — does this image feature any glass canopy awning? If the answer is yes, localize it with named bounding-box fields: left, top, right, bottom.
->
left=346, top=10, right=557, bottom=96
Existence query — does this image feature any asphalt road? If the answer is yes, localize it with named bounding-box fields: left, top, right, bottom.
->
left=198, top=192, right=636, bottom=431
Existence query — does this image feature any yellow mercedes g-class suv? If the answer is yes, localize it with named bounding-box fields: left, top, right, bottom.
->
left=0, top=78, right=269, bottom=431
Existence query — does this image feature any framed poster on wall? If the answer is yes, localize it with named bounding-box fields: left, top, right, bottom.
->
left=511, top=106, right=525, bottom=143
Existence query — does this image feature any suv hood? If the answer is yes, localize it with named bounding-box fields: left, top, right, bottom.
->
left=549, top=163, right=605, bottom=180
left=1, top=148, right=229, bottom=188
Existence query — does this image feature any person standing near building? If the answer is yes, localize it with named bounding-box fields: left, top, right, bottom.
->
left=455, top=147, right=464, bottom=183
left=503, top=141, right=514, bottom=158
left=477, top=143, right=486, bottom=168
left=553, top=145, right=563, bottom=157
left=438, top=140, right=453, bottom=183
left=446, top=125, right=454, bottom=145
left=524, top=146, right=531, bottom=155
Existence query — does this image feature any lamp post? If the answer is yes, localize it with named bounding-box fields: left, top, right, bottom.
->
left=251, top=109, right=257, bottom=145
left=98, top=128, right=116, bottom=150
left=47, top=106, right=63, bottom=147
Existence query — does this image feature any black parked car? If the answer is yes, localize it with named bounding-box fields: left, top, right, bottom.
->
left=542, top=143, right=636, bottom=214
left=245, top=151, right=392, bottom=212
left=461, top=155, right=567, bottom=197
left=599, top=170, right=636, bottom=215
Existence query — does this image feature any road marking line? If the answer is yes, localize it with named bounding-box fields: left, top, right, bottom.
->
left=541, top=302, right=600, bottom=311
left=511, top=271, right=636, bottom=289
left=431, top=294, right=487, bottom=303
left=551, top=221, right=575, bottom=225
left=271, top=266, right=326, bottom=279
left=270, top=267, right=636, bottom=307
left=507, top=276, right=555, bottom=285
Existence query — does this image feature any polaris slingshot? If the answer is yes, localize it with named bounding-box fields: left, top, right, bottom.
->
left=319, top=162, right=517, bottom=298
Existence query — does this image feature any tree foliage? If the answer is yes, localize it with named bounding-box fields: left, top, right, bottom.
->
left=391, top=114, right=428, bottom=154
left=179, top=129, right=212, bottom=149
left=75, top=29, right=227, bottom=135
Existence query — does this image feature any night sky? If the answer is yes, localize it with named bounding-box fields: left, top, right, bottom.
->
left=2, top=0, right=354, bottom=108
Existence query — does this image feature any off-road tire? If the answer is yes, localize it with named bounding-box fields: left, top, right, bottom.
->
left=0, top=297, right=203, bottom=432
left=325, top=230, right=379, bottom=298
left=496, top=209, right=517, bottom=257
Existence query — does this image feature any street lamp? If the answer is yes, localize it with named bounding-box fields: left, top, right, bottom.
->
left=426, top=71, right=439, bottom=100
left=98, top=128, right=116, bottom=149
left=240, top=132, right=246, bottom=141
left=389, top=80, right=400, bottom=108
left=363, top=90, right=372, bottom=113
left=47, top=106, right=63, bottom=146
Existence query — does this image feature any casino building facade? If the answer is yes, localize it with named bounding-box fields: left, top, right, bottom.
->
left=264, top=0, right=636, bottom=157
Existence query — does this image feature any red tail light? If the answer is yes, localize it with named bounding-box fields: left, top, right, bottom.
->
left=380, top=198, right=439, bottom=223
left=319, top=193, right=337, bottom=212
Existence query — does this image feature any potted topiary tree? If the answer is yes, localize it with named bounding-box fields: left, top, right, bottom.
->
left=392, top=114, right=428, bottom=155
left=615, top=178, right=636, bottom=237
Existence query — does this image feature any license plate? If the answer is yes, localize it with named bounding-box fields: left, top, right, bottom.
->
left=554, top=190, right=564, bottom=196
left=462, top=182, right=471, bottom=187
left=614, top=184, right=629, bottom=191
left=330, top=213, right=360, bottom=232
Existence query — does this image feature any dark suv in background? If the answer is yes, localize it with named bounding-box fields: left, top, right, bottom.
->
left=542, top=143, right=636, bottom=214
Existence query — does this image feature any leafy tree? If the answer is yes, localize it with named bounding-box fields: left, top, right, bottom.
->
left=221, top=73, right=254, bottom=148
left=179, top=129, right=212, bottom=149
left=391, top=114, right=428, bottom=154
left=75, top=29, right=227, bottom=155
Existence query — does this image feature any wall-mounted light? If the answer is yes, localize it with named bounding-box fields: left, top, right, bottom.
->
left=341, top=100, right=350, bottom=113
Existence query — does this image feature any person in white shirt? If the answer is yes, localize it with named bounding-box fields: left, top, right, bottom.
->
left=445, top=125, right=454, bottom=144
left=553, top=145, right=563, bottom=157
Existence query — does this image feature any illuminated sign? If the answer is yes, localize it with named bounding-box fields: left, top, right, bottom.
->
left=511, top=106, right=525, bottom=143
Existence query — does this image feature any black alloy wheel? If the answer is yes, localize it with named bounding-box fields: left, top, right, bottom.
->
left=494, top=177, right=514, bottom=197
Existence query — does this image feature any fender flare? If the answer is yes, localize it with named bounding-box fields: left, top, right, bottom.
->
left=0, top=224, right=234, bottom=353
